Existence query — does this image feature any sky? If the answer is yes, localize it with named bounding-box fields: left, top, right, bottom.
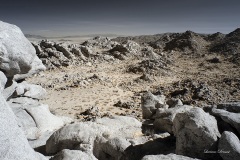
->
left=0, top=0, right=239, bottom=37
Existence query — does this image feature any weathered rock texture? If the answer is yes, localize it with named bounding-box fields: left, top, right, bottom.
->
left=0, top=20, right=47, bottom=160
left=218, top=131, right=240, bottom=160
left=173, top=108, right=220, bottom=159
left=0, top=21, right=45, bottom=77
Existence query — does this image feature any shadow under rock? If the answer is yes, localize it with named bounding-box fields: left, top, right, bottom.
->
left=34, top=145, right=47, bottom=155
left=121, top=136, right=176, bottom=160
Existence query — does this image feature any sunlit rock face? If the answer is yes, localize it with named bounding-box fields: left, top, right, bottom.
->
left=0, top=21, right=45, bottom=77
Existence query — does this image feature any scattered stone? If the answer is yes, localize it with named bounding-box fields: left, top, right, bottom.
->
left=192, top=83, right=212, bottom=100
left=170, top=88, right=188, bottom=97
left=167, top=79, right=221, bottom=106
left=207, top=57, right=221, bottom=63
left=114, top=100, right=135, bottom=109
left=79, top=106, right=101, bottom=121
left=135, top=73, right=152, bottom=83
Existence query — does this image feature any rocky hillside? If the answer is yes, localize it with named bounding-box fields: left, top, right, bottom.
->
left=1, top=20, right=240, bottom=160
left=114, top=29, right=240, bottom=63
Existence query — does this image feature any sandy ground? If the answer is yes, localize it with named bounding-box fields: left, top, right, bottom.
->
left=27, top=52, right=240, bottom=121
left=27, top=61, right=142, bottom=120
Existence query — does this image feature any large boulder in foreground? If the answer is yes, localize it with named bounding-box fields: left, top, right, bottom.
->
left=0, top=94, right=46, bottom=160
left=141, top=153, right=200, bottom=160
left=173, top=108, right=220, bottom=159
left=218, top=131, right=240, bottom=160
left=0, top=20, right=45, bottom=77
left=12, top=103, right=72, bottom=141
left=46, top=116, right=142, bottom=155
left=0, top=20, right=51, bottom=159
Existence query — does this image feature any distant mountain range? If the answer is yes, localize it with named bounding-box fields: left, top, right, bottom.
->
left=25, top=33, right=122, bottom=39
left=25, top=34, right=47, bottom=39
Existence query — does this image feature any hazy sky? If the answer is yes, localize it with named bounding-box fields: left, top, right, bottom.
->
left=0, top=0, right=239, bottom=36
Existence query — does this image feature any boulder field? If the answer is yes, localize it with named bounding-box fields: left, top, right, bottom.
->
left=0, top=20, right=240, bottom=160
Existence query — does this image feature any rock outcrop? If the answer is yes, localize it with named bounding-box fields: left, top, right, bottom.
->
left=0, top=21, right=45, bottom=77
left=0, top=94, right=47, bottom=160
left=32, top=37, right=120, bottom=70
left=0, top=20, right=47, bottom=160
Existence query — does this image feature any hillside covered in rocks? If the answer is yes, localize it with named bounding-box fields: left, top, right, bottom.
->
left=0, top=20, right=240, bottom=160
